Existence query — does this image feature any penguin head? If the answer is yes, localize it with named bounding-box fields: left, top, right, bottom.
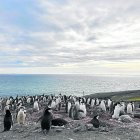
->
left=45, top=105, right=51, bottom=110
left=44, top=107, right=52, bottom=115
left=19, top=106, right=25, bottom=111
left=35, top=99, right=38, bottom=102
left=94, top=115, right=99, bottom=119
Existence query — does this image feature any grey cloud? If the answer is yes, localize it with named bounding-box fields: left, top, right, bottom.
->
left=0, top=0, right=140, bottom=68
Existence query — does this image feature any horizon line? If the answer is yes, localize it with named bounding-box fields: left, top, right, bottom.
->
left=0, top=73, right=140, bottom=77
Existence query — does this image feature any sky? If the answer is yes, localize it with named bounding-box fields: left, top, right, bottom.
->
left=0, top=0, right=140, bottom=75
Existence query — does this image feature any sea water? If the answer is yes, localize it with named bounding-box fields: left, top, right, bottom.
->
left=0, top=74, right=140, bottom=97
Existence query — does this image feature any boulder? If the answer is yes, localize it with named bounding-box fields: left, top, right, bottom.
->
left=133, top=113, right=140, bottom=118
left=118, top=115, right=132, bottom=123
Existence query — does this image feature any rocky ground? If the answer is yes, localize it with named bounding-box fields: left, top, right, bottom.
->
left=85, top=90, right=140, bottom=102
left=0, top=103, right=140, bottom=140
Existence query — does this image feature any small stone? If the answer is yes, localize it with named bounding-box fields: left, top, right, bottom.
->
left=73, top=125, right=86, bottom=132
left=56, top=129, right=63, bottom=132
left=99, top=127, right=109, bottom=132
left=86, top=123, right=93, bottom=130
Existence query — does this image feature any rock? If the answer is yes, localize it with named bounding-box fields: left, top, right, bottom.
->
left=99, top=127, right=109, bottom=132
left=56, top=129, right=63, bottom=132
left=27, top=108, right=34, bottom=114
left=135, top=108, right=140, bottom=112
left=133, top=113, right=140, bottom=118
left=118, top=115, right=132, bottom=123
left=86, top=123, right=93, bottom=130
left=99, top=120, right=111, bottom=127
left=73, top=124, right=86, bottom=132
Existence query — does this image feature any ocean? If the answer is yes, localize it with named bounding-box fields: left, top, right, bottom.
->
left=0, top=74, right=140, bottom=97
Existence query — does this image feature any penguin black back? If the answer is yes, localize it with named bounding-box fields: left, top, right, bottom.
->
left=41, top=108, right=53, bottom=132
left=4, top=110, right=13, bottom=131
left=91, top=115, right=100, bottom=128
left=52, top=118, right=68, bottom=126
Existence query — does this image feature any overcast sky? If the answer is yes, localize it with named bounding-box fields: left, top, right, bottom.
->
left=0, top=0, right=140, bottom=75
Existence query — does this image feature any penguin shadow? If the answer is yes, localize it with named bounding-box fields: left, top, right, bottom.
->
left=39, top=126, right=63, bottom=136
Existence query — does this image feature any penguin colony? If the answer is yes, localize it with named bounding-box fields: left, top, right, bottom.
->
left=0, top=94, right=137, bottom=133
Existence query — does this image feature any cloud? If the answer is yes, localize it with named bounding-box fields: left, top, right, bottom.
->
left=0, top=0, right=140, bottom=74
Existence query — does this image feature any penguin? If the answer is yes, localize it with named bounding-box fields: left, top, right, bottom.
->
left=96, top=98, right=99, bottom=105
left=90, top=115, right=100, bottom=128
left=66, top=101, right=71, bottom=114
left=86, top=98, right=90, bottom=105
left=50, top=99, right=56, bottom=109
left=1, top=99, right=6, bottom=112
left=131, top=102, right=135, bottom=112
left=35, top=95, right=38, bottom=100
left=55, top=97, right=61, bottom=110
left=52, top=118, right=68, bottom=126
left=112, top=103, right=121, bottom=119
left=69, top=104, right=74, bottom=118
left=127, top=103, right=133, bottom=114
left=120, top=102, right=125, bottom=113
left=4, top=104, right=9, bottom=112
left=68, top=104, right=79, bottom=120
left=27, top=97, right=31, bottom=104
left=57, top=96, right=62, bottom=111
left=43, top=96, right=47, bottom=102
left=73, top=105, right=80, bottom=120
left=63, top=95, right=67, bottom=103
left=79, top=102, right=87, bottom=118
left=41, top=107, right=53, bottom=134
left=3, top=110, right=13, bottom=131
left=17, top=108, right=26, bottom=125
left=83, top=97, right=86, bottom=103
left=100, top=100, right=106, bottom=112
left=33, top=100, right=39, bottom=111
left=90, top=99, right=95, bottom=108
left=107, top=99, right=112, bottom=111
left=0, top=98, right=2, bottom=111
left=6, top=99, right=11, bottom=106
left=17, top=102, right=23, bottom=111
left=30, top=97, right=34, bottom=105
left=17, top=99, right=22, bottom=105
left=75, top=100, right=80, bottom=109
left=72, top=96, right=76, bottom=103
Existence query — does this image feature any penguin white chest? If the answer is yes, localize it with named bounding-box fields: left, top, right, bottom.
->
left=127, top=103, right=133, bottom=114
left=17, top=110, right=26, bottom=125
left=34, top=101, right=39, bottom=111
left=112, top=105, right=121, bottom=119
left=79, top=104, right=86, bottom=118
left=100, top=101, right=106, bottom=111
